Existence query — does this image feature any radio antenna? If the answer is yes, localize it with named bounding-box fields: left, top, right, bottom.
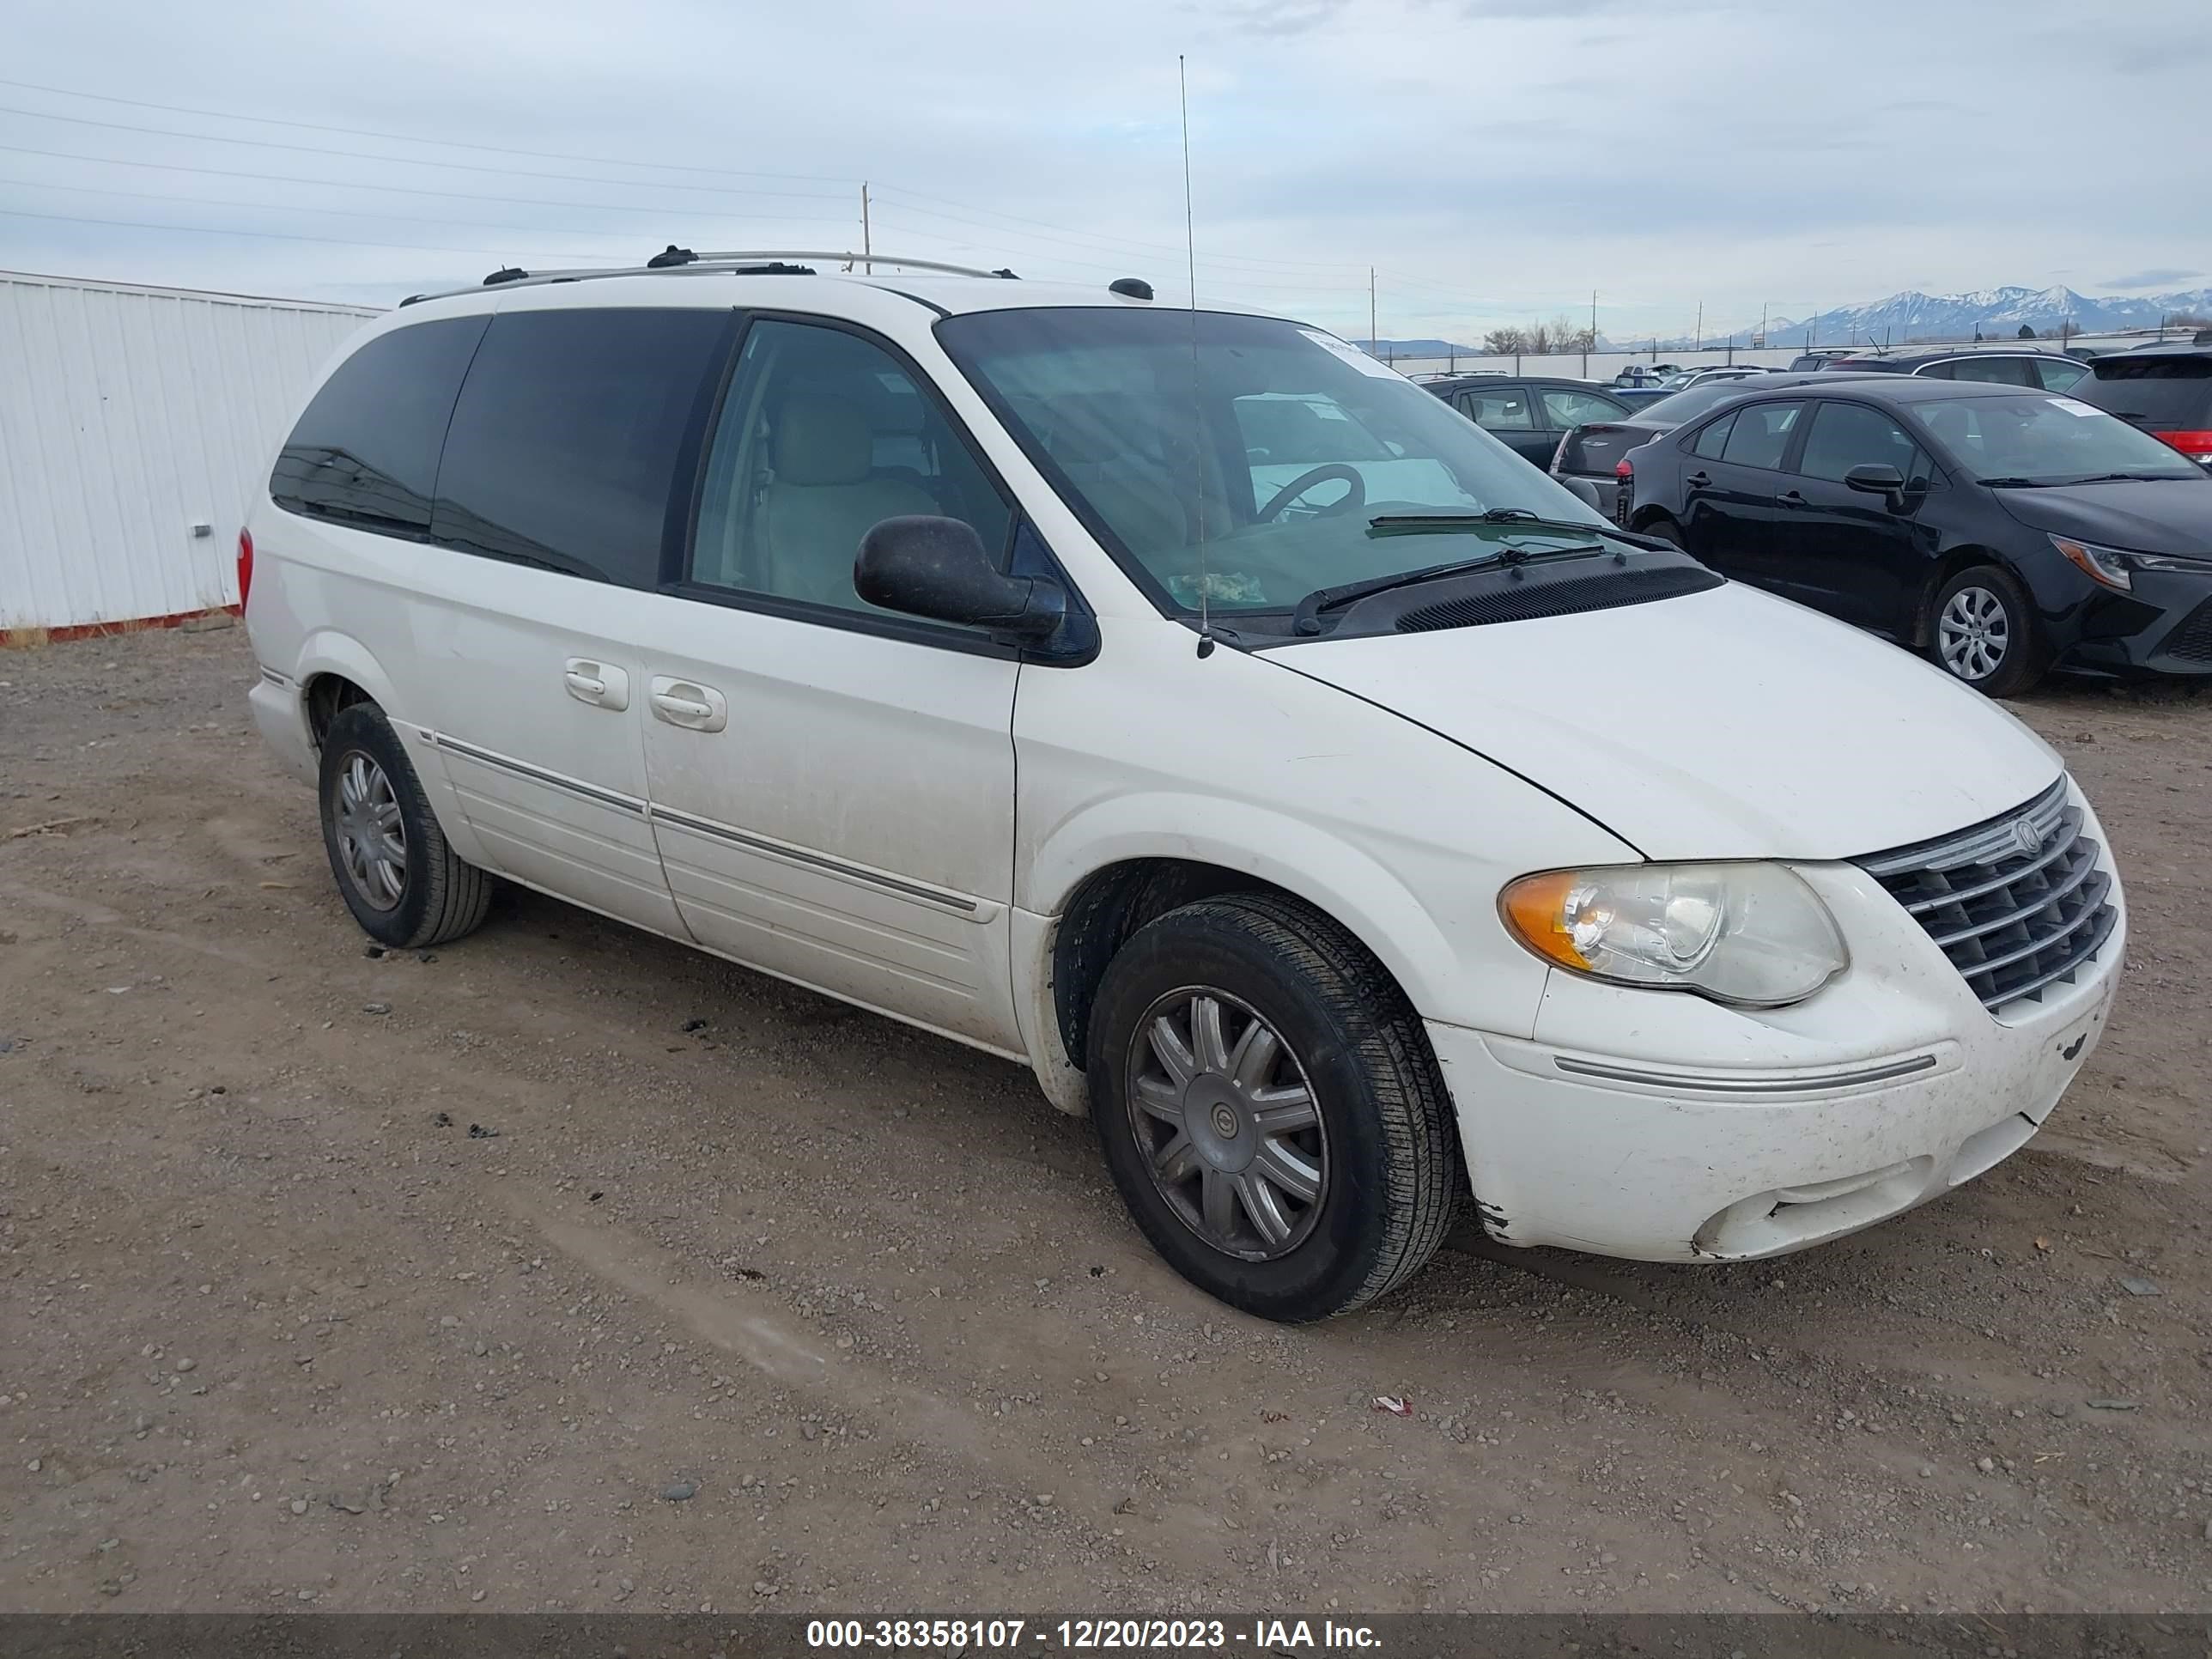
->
left=1180, top=54, right=1214, bottom=658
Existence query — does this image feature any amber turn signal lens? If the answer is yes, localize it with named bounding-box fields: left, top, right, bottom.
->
left=1500, top=870, right=1592, bottom=969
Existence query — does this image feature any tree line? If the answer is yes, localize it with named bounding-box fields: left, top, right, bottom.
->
left=1481, top=315, right=1599, bottom=356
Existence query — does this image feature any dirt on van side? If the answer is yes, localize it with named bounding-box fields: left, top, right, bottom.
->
left=2, top=622, right=2209, bottom=1617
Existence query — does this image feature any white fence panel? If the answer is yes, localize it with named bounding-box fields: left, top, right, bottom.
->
left=0, top=271, right=374, bottom=631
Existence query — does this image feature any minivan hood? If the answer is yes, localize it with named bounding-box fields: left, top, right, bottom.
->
left=1273, top=581, right=2061, bottom=862
left=1991, top=476, right=2212, bottom=555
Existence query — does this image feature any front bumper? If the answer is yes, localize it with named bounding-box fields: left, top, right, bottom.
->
left=2051, top=574, right=2212, bottom=678
left=1427, top=826, right=2126, bottom=1261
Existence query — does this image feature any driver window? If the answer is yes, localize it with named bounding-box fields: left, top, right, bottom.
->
left=690, top=320, right=1012, bottom=616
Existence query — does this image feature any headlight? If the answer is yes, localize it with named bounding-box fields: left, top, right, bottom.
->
left=2051, top=535, right=2211, bottom=591
left=1500, top=863, right=1847, bottom=1007
left=2052, top=536, right=2136, bottom=591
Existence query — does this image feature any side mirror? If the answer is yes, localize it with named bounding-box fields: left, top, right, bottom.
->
left=1844, top=463, right=1914, bottom=511
left=1844, top=463, right=1905, bottom=495
left=855, top=516, right=1067, bottom=641
left=1560, top=477, right=1607, bottom=514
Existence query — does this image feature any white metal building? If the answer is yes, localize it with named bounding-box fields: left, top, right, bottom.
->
left=0, top=270, right=377, bottom=634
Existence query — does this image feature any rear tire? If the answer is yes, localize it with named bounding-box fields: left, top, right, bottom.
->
left=318, top=702, right=495, bottom=949
left=1931, top=566, right=2048, bottom=696
left=1085, top=892, right=1457, bottom=1322
left=1639, top=517, right=1686, bottom=548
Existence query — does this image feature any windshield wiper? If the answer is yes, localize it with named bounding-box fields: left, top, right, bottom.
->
left=1977, top=477, right=2056, bottom=489
left=1366, top=507, right=1612, bottom=538
left=2057, top=471, right=2191, bottom=484
left=1291, top=543, right=1610, bottom=635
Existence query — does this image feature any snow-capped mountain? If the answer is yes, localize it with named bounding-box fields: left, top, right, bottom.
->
left=1762, top=285, right=2212, bottom=347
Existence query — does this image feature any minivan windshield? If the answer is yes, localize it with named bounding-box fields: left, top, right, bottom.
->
left=1916, top=392, right=2204, bottom=484
left=936, top=307, right=1619, bottom=620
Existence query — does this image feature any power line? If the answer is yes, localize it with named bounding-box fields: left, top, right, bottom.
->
left=0, top=76, right=1530, bottom=315
left=0, top=104, right=854, bottom=204
left=0, top=172, right=858, bottom=242
left=0, top=141, right=856, bottom=224
left=0, top=75, right=860, bottom=185
left=0, top=77, right=1555, bottom=327
left=0, top=78, right=1425, bottom=283
left=0, top=205, right=607, bottom=261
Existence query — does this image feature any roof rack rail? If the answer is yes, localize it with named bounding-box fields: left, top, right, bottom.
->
left=683, top=250, right=1018, bottom=279
left=410, top=250, right=1021, bottom=308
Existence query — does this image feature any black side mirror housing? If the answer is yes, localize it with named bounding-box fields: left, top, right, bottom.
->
left=1844, top=463, right=1914, bottom=510
left=855, top=516, right=1067, bottom=641
left=1844, top=463, right=1906, bottom=495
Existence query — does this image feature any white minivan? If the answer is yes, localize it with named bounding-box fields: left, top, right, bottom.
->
left=242, top=253, right=2125, bottom=1322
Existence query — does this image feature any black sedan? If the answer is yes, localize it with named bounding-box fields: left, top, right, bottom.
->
left=1615, top=376, right=2212, bottom=694
left=1553, top=370, right=1880, bottom=520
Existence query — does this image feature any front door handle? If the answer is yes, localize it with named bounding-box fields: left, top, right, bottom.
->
left=1776, top=489, right=1808, bottom=507
left=564, top=659, right=630, bottom=710
left=649, top=677, right=728, bottom=733
left=1686, top=471, right=1712, bottom=488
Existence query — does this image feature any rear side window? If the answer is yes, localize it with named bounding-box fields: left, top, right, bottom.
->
left=1942, top=357, right=2036, bottom=387
left=2081, top=360, right=2212, bottom=426
left=270, top=317, right=488, bottom=534
left=431, top=307, right=735, bottom=587
left=1719, top=401, right=1803, bottom=470
left=1689, top=412, right=1736, bottom=459
left=1461, top=389, right=1533, bottom=430
left=1540, top=387, right=1626, bottom=428
left=2033, top=358, right=2087, bottom=392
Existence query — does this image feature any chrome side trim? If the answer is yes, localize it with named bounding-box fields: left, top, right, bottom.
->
left=1553, top=1052, right=1941, bottom=1096
left=429, top=734, right=647, bottom=816
left=647, top=805, right=981, bottom=915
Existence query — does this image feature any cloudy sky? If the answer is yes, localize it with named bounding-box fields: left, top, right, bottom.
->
left=4, top=0, right=2207, bottom=342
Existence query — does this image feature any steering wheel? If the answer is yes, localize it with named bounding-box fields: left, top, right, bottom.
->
left=1257, top=464, right=1366, bottom=523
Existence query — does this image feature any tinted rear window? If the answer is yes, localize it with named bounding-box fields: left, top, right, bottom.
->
left=2081, top=360, right=2212, bottom=427
left=430, top=307, right=735, bottom=587
left=270, top=317, right=488, bottom=533
left=1719, top=401, right=1803, bottom=469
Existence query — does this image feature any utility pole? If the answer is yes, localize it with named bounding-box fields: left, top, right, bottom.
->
left=860, top=183, right=872, bottom=274
left=1368, top=268, right=1378, bottom=357
left=1584, top=289, right=1595, bottom=379
left=1759, top=301, right=1768, bottom=349
left=1694, top=301, right=1703, bottom=356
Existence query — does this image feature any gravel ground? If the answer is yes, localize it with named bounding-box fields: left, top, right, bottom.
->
left=2, top=623, right=2209, bottom=1616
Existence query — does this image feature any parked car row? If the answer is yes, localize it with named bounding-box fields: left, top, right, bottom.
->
left=1611, top=375, right=2212, bottom=693
left=1419, top=341, right=2212, bottom=695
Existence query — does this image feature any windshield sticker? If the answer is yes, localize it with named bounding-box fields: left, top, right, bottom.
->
left=1298, top=328, right=1404, bottom=380
left=2047, top=397, right=2102, bottom=416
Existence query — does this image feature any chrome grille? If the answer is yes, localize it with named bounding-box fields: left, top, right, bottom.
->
left=1855, top=778, right=2117, bottom=1013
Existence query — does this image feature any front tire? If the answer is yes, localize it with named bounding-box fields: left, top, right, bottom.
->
left=318, top=702, right=495, bottom=949
left=1086, top=893, right=1457, bottom=1322
left=1931, top=566, right=2048, bottom=696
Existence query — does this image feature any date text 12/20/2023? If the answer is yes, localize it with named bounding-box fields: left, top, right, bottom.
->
left=804, top=1618, right=1383, bottom=1650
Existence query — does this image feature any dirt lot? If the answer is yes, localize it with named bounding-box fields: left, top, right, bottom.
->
left=3, top=623, right=2209, bottom=1617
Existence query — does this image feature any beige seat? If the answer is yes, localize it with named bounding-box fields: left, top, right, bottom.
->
left=757, top=394, right=938, bottom=609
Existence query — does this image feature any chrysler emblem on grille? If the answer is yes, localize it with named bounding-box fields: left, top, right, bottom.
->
left=2013, top=817, right=2044, bottom=857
